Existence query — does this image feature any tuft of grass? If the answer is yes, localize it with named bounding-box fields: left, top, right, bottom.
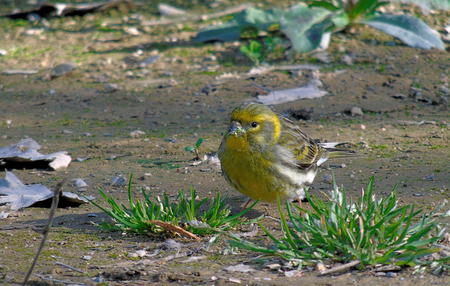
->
left=230, top=177, right=447, bottom=269
left=90, top=176, right=256, bottom=236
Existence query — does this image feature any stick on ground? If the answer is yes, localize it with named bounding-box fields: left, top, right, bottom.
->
left=148, top=220, right=201, bottom=241
left=22, top=180, right=65, bottom=286
left=318, top=260, right=360, bottom=276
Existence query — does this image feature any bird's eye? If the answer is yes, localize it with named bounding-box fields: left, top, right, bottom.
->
left=251, top=122, right=258, bottom=128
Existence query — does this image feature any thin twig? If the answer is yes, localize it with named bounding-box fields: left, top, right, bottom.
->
left=163, top=251, right=191, bottom=262
left=35, top=274, right=87, bottom=285
left=142, top=4, right=250, bottom=26
left=0, top=224, right=45, bottom=231
left=55, top=262, right=85, bottom=273
left=318, top=260, right=360, bottom=276
left=148, top=220, right=201, bottom=241
left=202, top=4, right=250, bottom=20
left=22, top=180, right=65, bottom=286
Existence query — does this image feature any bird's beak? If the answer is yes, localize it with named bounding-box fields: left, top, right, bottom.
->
left=227, top=121, right=244, bottom=136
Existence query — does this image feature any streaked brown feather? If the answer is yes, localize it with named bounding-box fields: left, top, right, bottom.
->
left=278, top=116, right=326, bottom=169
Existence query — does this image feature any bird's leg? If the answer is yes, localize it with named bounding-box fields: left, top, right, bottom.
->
left=295, top=195, right=308, bottom=215
left=297, top=198, right=303, bottom=209
left=243, top=198, right=253, bottom=209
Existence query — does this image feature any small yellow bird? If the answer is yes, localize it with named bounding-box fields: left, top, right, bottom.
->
left=218, top=103, right=353, bottom=203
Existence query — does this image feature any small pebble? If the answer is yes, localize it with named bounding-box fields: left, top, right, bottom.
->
left=73, top=178, right=88, bottom=188
left=0, top=211, right=9, bottom=219
left=92, top=276, right=105, bottom=283
left=158, top=3, right=186, bottom=16
left=284, top=270, right=303, bottom=277
left=104, top=83, right=119, bottom=93
left=128, top=249, right=147, bottom=258
left=50, top=63, right=76, bottom=79
left=386, top=272, right=397, bottom=278
left=341, top=55, right=353, bottom=65
left=322, top=174, right=333, bottom=184
left=439, top=85, right=449, bottom=95
left=392, top=93, right=406, bottom=99
left=351, top=106, right=363, bottom=116
left=423, top=174, right=435, bottom=181
left=139, top=55, right=160, bottom=67
left=162, top=239, right=181, bottom=250
left=228, top=278, right=241, bottom=284
left=111, top=176, right=126, bottom=186
left=313, top=51, right=331, bottom=63
left=316, top=262, right=327, bottom=272
left=225, top=264, right=255, bottom=273
left=24, top=28, right=44, bottom=35
left=130, top=130, right=145, bottom=138
left=266, top=263, right=281, bottom=270
left=124, top=27, right=140, bottom=35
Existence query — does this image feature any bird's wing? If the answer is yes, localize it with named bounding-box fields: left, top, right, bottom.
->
left=277, top=117, right=326, bottom=169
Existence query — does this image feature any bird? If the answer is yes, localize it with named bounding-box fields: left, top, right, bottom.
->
left=218, top=102, right=353, bottom=204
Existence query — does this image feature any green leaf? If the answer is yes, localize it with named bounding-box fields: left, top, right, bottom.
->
left=307, top=1, right=340, bottom=11
left=185, top=146, right=195, bottom=152
left=195, top=138, right=204, bottom=148
left=193, top=7, right=284, bottom=42
left=331, top=11, right=350, bottom=30
left=348, top=0, right=380, bottom=20
left=280, top=5, right=333, bottom=53
left=240, top=40, right=264, bottom=64
left=362, top=14, right=445, bottom=50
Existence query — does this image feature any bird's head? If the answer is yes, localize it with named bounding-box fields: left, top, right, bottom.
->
left=224, top=103, right=281, bottom=151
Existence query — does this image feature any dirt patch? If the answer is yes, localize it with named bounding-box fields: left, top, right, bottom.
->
left=0, top=1, right=449, bottom=285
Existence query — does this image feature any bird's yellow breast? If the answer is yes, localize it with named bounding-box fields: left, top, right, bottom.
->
left=225, top=135, right=250, bottom=152
left=219, top=144, right=285, bottom=202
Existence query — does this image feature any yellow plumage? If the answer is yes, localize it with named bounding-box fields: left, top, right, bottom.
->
left=218, top=103, right=353, bottom=203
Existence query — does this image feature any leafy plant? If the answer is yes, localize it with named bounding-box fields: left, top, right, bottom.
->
left=240, top=36, right=287, bottom=65
left=185, top=137, right=203, bottom=160
left=230, top=177, right=447, bottom=269
left=194, top=2, right=444, bottom=55
left=306, top=0, right=387, bottom=22
left=240, top=40, right=264, bottom=65
left=90, top=176, right=257, bottom=236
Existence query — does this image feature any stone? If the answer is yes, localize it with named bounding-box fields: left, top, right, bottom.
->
left=351, top=106, right=363, bottom=116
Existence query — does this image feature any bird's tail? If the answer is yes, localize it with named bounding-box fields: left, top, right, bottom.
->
left=319, top=142, right=357, bottom=159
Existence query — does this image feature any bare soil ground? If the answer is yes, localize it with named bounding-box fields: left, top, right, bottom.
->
left=0, top=1, right=448, bottom=285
